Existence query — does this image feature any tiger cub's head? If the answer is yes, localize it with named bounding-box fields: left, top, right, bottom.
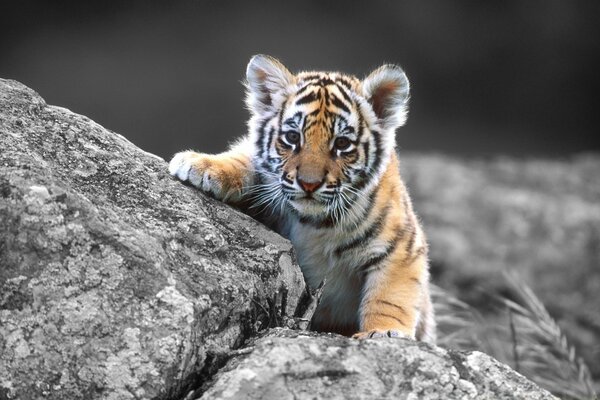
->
left=245, top=55, right=409, bottom=224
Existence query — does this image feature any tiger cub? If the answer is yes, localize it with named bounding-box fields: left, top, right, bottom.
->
left=169, top=55, right=435, bottom=342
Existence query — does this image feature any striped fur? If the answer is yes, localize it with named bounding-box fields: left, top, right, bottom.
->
left=169, top=55, right=435, bottom=342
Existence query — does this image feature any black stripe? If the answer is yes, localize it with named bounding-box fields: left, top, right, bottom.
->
left=295, top=83, right=313, bottom=97
left=266, top=126, right=275, bottom=154
left=335, top=83, right=354, bottom=105
left=254, top=117, right=270, bottom=159
left=281, top=184, right=295, bottom=193
left=375, top=300, right=407, bottom=315
left=339, top=182, right=380, bottom=230
left=314, top=77, right=337, bottom=87
left=301, top=74, right=324, bottom=81
left=404, top=246, right=426, bottom=266
left=296, top=91, right=319, bottom=105
left=370, top=129, right=383, bottom=175
left=404, top=220, right=417, bottom=255
left=330, top=94, right=350, bottom=113
left=362, top=139, right=370, bottom=171
left=355, top=131, right=381, bottom=191
left=356, top=111, right=366, bottom=140
left=355, top=227, right=403, bottom=274
left=334, top=203, right=390, bottom=257
left=355, top=253, right=387, bottom=275
left=369, top=130, right=383, bottom=177
left=265, top=104, right=287, bottom=159
left=365, top=312, right=405, bottom=327
left=354, top=113, right=369, bottom=187
left=335, top=77, right=353, bottom=90
left=352, top=180, right=383, bottom=226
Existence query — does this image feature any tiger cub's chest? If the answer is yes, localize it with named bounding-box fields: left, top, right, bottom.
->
left=287, top=221, right=362, bottom=290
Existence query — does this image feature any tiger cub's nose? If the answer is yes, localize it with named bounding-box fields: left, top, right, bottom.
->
left=297, top=177, right=324, bottom=193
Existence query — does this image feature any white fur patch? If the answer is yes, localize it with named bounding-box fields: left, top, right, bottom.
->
left=168, top=151, right=192, bottom=181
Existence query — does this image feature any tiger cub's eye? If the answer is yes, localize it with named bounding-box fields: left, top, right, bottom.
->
left=334, top=137, right=351, bottom=150
left=285, top=131, right=301, bottom=144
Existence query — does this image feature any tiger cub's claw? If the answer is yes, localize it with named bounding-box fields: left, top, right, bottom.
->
left=352, top=330, right=413, bottom=340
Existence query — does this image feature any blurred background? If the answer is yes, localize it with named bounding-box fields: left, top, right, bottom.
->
left=2, top=1, right=599, bottom=397
left=1, top=0, right=600, bottom=159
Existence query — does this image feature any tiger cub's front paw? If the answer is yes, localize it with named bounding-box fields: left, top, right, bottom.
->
left=168, top=151, right=247, bottom=202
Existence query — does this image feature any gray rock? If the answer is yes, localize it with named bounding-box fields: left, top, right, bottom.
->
left=198, top=328, right=557, bottom=400
left=0, top=78, right=308, bottom=400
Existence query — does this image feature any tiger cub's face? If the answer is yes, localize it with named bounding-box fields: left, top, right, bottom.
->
left=246, top=55, right=410, bottom=224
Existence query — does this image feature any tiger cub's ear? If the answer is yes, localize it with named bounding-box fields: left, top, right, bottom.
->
left=362, top=65, right=410, bottom=130
left=246, top=54, right=295, bottom=114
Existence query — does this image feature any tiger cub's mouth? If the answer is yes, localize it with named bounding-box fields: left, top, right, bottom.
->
left=288, top=191, right=330, bottom=205
left=286, top=188, right=355, bottom=220
left=288, top=197, right=328, bottom=215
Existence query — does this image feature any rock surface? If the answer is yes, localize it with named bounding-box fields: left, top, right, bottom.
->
left=0, top=78, right=557, bottom=400
left=198, top=328, right=557, bottom=400
left=0, top=78, right=307, bottom=400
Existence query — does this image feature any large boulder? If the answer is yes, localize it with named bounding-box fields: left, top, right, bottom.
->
left=198, top=328, right=557, bottom=400
left=0, top=78, right=307, bottom=400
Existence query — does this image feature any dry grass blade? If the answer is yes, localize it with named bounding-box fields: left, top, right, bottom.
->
left=500, top=273, right=596, bottom=400
left=431, top=284, right=491, bottom=352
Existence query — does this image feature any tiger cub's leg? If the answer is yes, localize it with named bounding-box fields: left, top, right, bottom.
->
left=168, top=145, right=253, bottom=203
left=353, top=254, right=428, bottom=340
